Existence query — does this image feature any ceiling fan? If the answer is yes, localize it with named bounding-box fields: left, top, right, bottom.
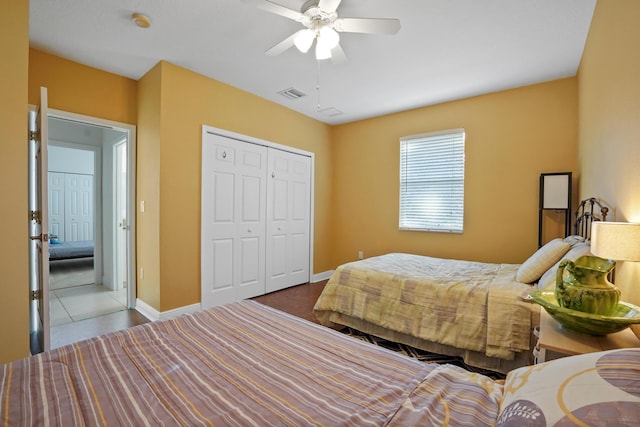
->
left=242, top=0, right=401, bottom=63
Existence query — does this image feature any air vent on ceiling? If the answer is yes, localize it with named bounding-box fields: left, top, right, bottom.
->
left=318, top=107, right=343, bottom=117
left=278, top=87, right=307, bottom=100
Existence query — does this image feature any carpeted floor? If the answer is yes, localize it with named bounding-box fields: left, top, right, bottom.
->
left=341, top=326, right=506, bottom=380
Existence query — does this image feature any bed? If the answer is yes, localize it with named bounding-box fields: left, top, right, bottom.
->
left=313, top=198, right=609, bottom=374
left=1, top=300, right=638, bottom=426
left=48, top=240, right=94, bottom=261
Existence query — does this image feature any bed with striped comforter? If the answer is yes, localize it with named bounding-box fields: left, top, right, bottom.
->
left=0, top=301, right=503, bottom=426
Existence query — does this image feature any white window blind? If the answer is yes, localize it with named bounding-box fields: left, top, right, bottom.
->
left=399, top=129, right=465, bottom=233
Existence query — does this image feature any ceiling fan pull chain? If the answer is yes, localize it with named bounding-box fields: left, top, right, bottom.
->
left=316, top=59, right=321, bottom=111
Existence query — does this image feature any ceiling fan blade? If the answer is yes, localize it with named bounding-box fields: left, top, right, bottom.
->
left=265, top=31, right=300, bottom=56
left=318, top=0, right=342, bottom=13
left=241, top=0, right=303, bottom=22
left=330, top=44, right=347, bottom=64
left=334, top=18, right=401, bottom=34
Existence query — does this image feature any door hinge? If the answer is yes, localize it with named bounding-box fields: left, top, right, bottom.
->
left=30, top=289, right=42, bottom=301
left=28, top=130, right=40, bottom=142
left=29, top=210, right=41, bottom=223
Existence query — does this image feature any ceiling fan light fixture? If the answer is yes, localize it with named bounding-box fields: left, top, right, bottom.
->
left=294, top=29, right=315, bottom=53
left=318, top=26, right=340, bottom=49
left=315, top=41, right=332, bottom=60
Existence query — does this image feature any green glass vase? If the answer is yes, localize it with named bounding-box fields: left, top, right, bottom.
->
left=555, top=255, right=620, bottom=316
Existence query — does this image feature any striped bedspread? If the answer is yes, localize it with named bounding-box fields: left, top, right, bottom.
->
left=0, top=300, right=503, bottom=426
left=314, top=253, right=539, bottom=363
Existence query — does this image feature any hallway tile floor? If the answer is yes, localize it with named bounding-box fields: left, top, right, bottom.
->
left=50, top=285, right=127, bottom=326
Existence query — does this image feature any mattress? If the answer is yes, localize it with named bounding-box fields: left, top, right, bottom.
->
left=48, top=240, right=94, bottom=260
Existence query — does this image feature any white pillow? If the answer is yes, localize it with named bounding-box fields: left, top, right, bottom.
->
left=536, top=241, right=592, bottom=290
left=497, top=349, right=640, bottom=426
left=516, top=238, right=571, bottom=284
left=563, top=235, right=586, bottom=245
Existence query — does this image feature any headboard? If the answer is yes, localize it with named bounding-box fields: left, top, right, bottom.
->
left=574, top=197, right=609, bottom=240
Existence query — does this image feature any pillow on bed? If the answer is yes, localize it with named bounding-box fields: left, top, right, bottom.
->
left=563, top=235, right=586, bottom=245
left=536, top=241, right=592, bottom=290
left=497, top=348, right=640, bottom=426
left=516, top=238, right=571, bottom=284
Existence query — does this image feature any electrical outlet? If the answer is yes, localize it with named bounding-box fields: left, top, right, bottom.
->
left=140, top=267, right=144, bottom=279
left=358, top=251, right=364, bottom=259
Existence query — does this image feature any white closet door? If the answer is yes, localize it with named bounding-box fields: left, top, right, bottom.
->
left=48, top=172, right=65, bottom=241
left=65, top=173, right=93, bottom=241
left=266, top=149, right=311, bottom=293
left=201, top=134, right=267, bottom=308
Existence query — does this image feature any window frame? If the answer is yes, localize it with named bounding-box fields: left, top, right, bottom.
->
left=399, top=128, right=465, bottom=233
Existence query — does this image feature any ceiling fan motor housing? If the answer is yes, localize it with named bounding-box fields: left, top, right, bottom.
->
left=300, top=0, right=338, bottom=29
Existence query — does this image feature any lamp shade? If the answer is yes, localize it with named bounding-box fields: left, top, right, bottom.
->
left=591, top=222, right=640, bottom=261
left=541, top=173, right=571, bottom=209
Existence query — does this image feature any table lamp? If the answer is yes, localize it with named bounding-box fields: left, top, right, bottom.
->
left=591, top=221, right=640, bottom=340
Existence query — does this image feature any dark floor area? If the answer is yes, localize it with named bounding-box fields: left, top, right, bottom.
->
left=51, top=280, right=328, bottom=349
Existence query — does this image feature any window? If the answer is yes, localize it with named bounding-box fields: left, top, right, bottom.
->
left=399, top=129, right=465, bottom=233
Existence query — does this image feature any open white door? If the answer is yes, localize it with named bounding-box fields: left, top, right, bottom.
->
left=115, top=141, right=128, bottom=292
left=29, top=87, right=50, bottom=354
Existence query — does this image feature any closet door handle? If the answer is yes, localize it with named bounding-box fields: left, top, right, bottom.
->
left=271, top=172, right=275, bottom=178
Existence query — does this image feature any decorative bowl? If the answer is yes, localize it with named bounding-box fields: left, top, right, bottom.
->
left=529, top=290, right=640, bottom=335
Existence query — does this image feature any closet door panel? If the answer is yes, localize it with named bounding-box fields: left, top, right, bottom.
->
left=203, top=141, right=238, bottom=306
left=287, top=156, right=311, bottom=282
left=266, top=149, right=311, bottom=293
left=202, top=134, right=267, bottom=308
left=65, top=173, right=93, bottom=241
left=48, top=172, right=65, bottom=241
left=236, top=152, right=266, bottom=300
left=211, top=238, right=234, bottom=291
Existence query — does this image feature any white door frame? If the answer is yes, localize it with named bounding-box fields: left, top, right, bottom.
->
left=48, top=109, right=137, bottom=308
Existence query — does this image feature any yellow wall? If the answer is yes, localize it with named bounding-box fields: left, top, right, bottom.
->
left=138, top=61, right=333, bottom=311
left=28, top=49, right=137, bottom=124
left=136, top=63, right=162, bottom=309
left=578, top=0, right=640, bottom=304
left=0, top=1, right=30, bottom=364
left=330, top=78, right=579, bottom=266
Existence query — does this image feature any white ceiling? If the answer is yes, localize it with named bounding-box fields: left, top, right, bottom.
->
left=29, top=0, right=597, bottom=125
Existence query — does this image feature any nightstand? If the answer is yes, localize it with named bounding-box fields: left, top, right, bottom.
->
left=534, top=310, right=640, bottom=363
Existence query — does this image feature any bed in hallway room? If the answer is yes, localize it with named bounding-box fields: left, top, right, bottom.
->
left=1, top=300, right=638, bottom=426
left=48, top=239, right=94, bottom=261
left=314, top=198, right=609, bottom=374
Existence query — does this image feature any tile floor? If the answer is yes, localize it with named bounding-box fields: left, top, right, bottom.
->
left=50, top=285, right=128, bottom=326
left=49, top=258, right=127, bottom=326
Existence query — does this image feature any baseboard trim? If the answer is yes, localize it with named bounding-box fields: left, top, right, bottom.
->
left=135, top=274, right=332, bottom=321
left=312, top=270, right=334, bottom=283
left=135, top=299, right=202, bottom=322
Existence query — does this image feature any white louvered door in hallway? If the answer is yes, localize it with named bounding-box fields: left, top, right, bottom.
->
left=201, top=127, right=313, bottom=309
